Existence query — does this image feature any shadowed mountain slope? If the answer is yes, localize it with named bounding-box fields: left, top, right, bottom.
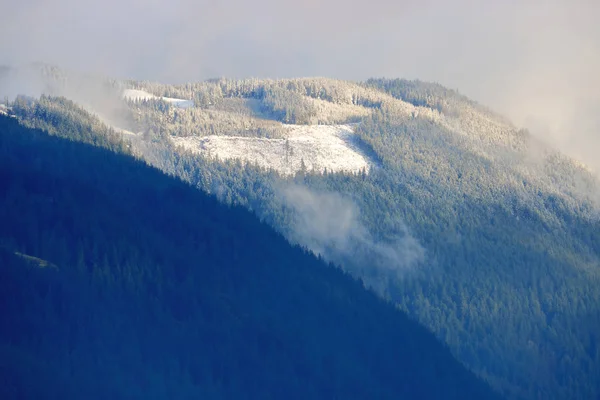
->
left=0, top=115, right=500, bottom=399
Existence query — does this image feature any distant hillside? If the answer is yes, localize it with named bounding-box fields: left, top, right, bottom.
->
left=125, top=75, right=600, bottom=400
left=0, top=115, right=500, bottom=399
left=3, top=64, right=599, bottom=399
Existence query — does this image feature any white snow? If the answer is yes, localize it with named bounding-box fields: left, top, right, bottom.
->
left=113, top=127, right=138, bottom=136
left=172, top=124, right=372, bottom=176
left=0, top=104, right=7, bottom=116
left=122, top=89, right=194, bottom=109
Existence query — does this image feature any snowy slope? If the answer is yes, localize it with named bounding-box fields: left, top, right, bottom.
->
left=123, top=89, right=194, bottom=109
left=172, top=124, right=372, bottom=176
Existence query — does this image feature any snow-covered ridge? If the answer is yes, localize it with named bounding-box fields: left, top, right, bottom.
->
left=123, top=89, right=194, bottom=109
left=172, top=124, right=372, bottom=176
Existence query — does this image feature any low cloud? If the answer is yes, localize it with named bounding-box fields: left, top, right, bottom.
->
left=0, top=65, right=135, bottom=132
left=279, top=183, right=424, bottom=293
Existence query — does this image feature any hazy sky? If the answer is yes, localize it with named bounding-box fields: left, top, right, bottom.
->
left=1, top=0, right=598, bottom=168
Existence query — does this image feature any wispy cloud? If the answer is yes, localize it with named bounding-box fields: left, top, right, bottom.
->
left=279, top=183, right=424, bottom=293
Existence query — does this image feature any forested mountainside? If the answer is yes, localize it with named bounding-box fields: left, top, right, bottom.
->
left=0, top=115, right=501, bottom=399
left=3, top=64, right=600, bottom=399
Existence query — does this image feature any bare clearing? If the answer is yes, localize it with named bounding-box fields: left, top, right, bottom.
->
left=172, top=124, right=372, bottom=176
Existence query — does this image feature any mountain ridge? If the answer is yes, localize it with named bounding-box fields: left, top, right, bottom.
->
left=2, top=63, right=599, bottom=399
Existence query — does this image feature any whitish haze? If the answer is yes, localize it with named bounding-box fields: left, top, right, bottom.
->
left=1, top=0, right=598, bottom=171
left=278, top=184, right=425, bottom=293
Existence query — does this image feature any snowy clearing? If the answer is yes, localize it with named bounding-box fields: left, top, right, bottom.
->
left=113, top=127, right=138, bottom=136
left=122, top=89, right=194, bottom=109
left=171, top=124, right=372, bottom=176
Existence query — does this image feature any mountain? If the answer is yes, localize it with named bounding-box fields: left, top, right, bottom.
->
left=2, top=64, right=599, bottom=399
left=0, top=114, right=500, bottom=399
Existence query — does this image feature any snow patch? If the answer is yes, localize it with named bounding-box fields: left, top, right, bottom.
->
left=172, top=124, right=372, bottom=176
left=123, top=89, right=194, bottom=109
left=122, top=89, right=156, bottom=101
left=113, top=127, right=138, bottom=136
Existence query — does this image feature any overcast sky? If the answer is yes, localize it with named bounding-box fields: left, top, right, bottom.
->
left=1, top=0, right=598, bottom=169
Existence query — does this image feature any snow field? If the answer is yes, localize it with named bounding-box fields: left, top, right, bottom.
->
left=123, top=89, right=194, bottom=109
left=172, top=124, right=372, bottom=176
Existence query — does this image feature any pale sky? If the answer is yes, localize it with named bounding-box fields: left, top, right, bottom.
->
left=1, top=0, right=598, bottom=169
